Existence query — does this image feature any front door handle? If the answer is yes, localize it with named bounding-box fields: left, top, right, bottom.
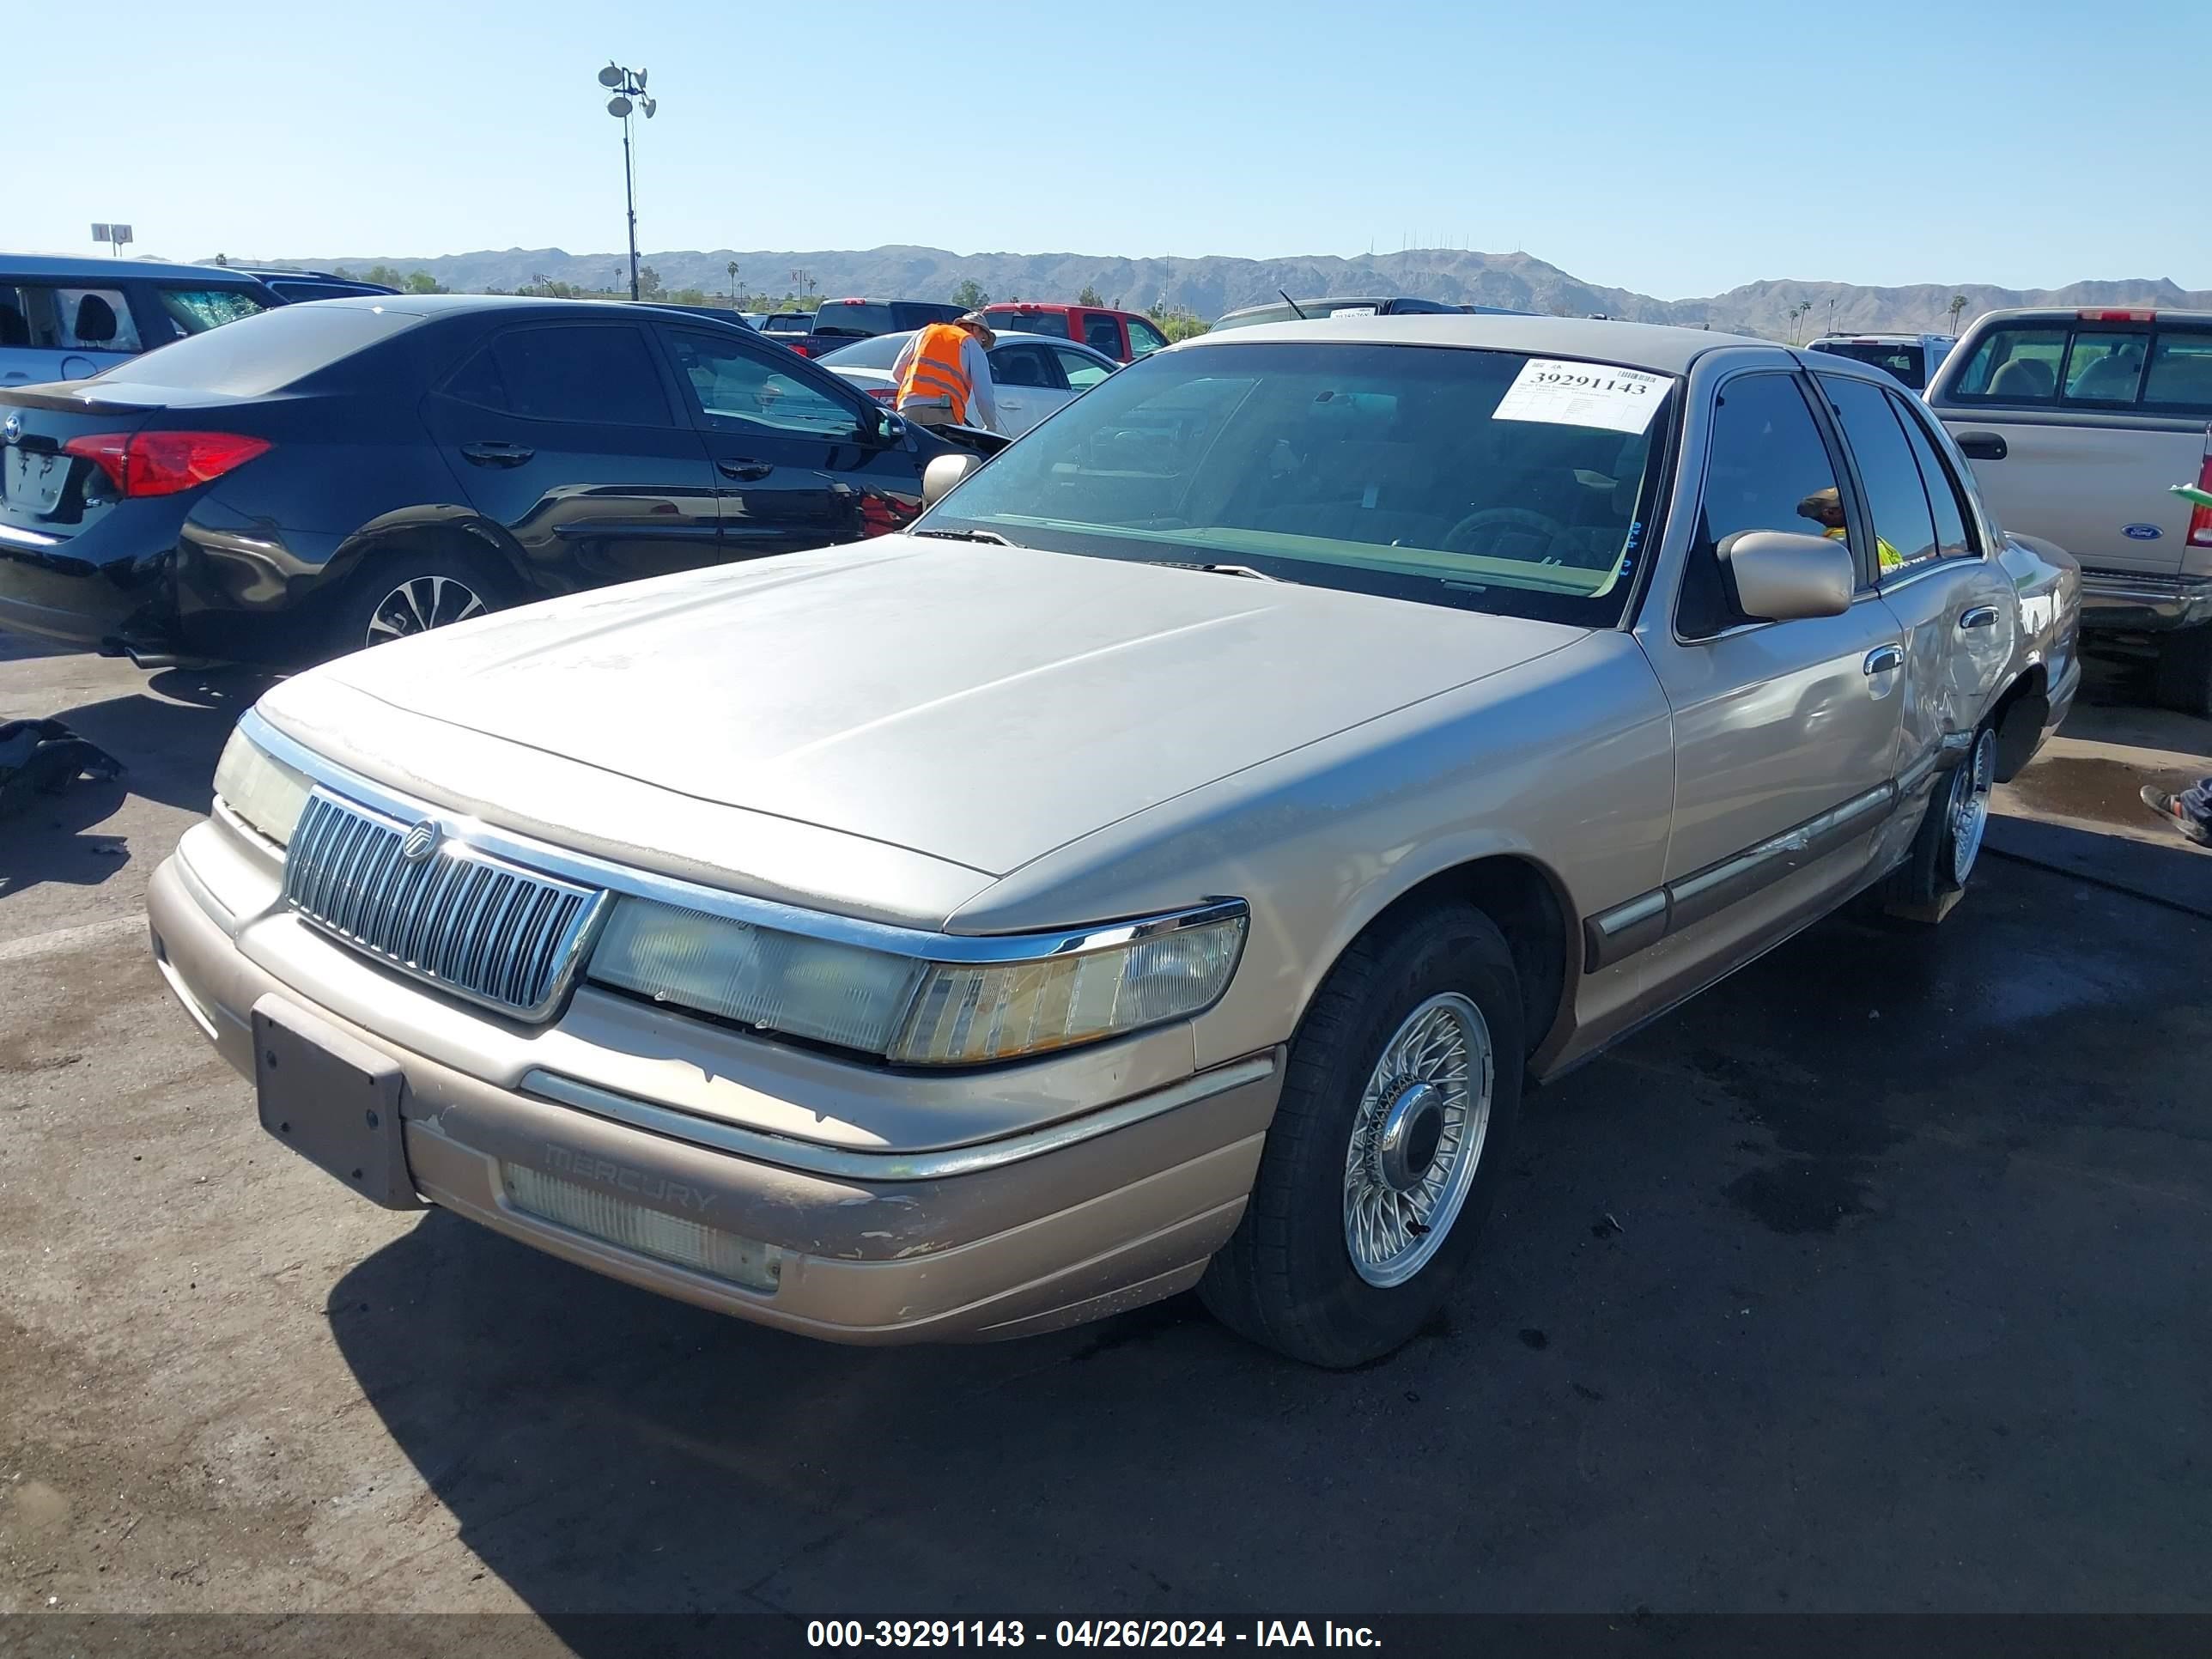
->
left=1960, top=605, right=2000, bottom=630
left=717, top=459, right=774, bottom=482
left=1863, top=643, right=1905, bottom=676
left=459, top=441, right=534, bottom=467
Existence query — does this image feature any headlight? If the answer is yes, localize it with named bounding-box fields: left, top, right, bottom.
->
left=586, top=897, right=1247, bottom=1066
left=890, top=915, right=1246, bottom=1066
left=589, top=898, right=927, bottom=1054
left=212, top=726, right=314, bottom=846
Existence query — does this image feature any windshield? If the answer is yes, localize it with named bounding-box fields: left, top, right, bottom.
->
left=809, top=301, right=896, bottom=338
left=1213, top=301, right=1386, bottom=332
left=1808, top=340, right=1926, bottom=389
left=815, top=331, right=911, bottom=369
left=918, top=341, right=1672, bottom=627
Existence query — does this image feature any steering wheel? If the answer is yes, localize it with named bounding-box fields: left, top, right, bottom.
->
left=1442, top=507, right=1572, bottom=558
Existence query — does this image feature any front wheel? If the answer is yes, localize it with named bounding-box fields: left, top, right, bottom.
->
left=2153, top=629, right=2212, bottom=720
left=1200, top=906, right=1523, bottom=1368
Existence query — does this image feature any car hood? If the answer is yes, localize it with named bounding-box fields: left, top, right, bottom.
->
left=304, top=538, right=1583, bottom=877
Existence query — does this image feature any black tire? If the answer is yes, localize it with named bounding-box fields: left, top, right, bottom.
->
left=1200, top=904, right=1523, bottom=1368
left=1889, top=724, right=1997, bottom=914
left=2153, top=629, right=2212, bottom=720
left=323, top=545, right=520, bottom=660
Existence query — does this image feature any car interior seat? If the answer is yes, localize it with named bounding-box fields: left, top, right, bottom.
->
left=72, top=295, right=120, bottom=347
left=1987, top=357, right=2055, bottom=398
left=2067, top=353, right=2141, bottom=401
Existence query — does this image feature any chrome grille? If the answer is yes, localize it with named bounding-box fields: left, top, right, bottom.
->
left=283, top=791, right=606, bottom=1020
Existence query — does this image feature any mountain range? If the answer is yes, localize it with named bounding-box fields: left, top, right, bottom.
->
left=252, top=244, right=2212, bottom=339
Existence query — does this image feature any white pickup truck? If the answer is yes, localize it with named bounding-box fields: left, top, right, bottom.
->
left=1926, top=307, right=2212, bottom=714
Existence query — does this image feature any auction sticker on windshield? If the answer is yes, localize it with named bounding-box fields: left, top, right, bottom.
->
left=1492, top=359, right=1668, bottom=434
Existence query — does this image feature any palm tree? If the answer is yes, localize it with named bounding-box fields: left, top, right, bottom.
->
left=1948, top=294, right=1968, bottom=336
left=727, top=260, right=740, bottom=305
left=1788, top=299, right=1814, bottom=344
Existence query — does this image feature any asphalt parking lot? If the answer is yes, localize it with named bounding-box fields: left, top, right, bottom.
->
left=3, top=633, right=2209, bottom=1626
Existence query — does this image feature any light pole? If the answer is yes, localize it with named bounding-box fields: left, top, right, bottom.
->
left=597, top=63, right=658, bottom=302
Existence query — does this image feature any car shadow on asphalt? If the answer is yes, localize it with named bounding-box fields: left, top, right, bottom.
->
left=51, top=666, right=272, bottom=814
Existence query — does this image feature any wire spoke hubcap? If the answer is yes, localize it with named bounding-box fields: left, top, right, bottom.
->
left=367, top=574, right=486, bottom=647
left=1949, top=728, right=1996, bottom=885
left=1343, top=991, right=1494, bottom=1288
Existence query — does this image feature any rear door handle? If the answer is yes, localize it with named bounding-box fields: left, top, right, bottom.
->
left=717, top=459, right=774, bottom=482
left=1863, top=644, right=1904, bottom=676
left=1954, top=430, right=2008, bottom=461
left=460, top=441, right=533, bottom=467
left=1960, top=605, right=1999, bottom=630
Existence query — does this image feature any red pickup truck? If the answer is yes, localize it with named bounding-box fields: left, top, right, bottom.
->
left=980, top=302, right=1170, bottom=364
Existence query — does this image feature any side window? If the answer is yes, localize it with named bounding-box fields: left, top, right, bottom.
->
left=2060, top=329, right=2149, bottom=404
left=1887, top=392, right=1977, bottom=562
left=1820, top=375, right=1940, bottom=574
left=1053, top=347, right=1112, bottom=391
left=1678, top=374, right=1845, bottom=640
left=988, top=344, right=1055, bottom=389
left=155, top=287, right=267, bottom=338
left=451, top=325, right=673, bottom=427
left=43, top=288, right=141, bottom=353
left=0, top=283, right=27, bottom=347
left=1081, top=313, right=1123, bottom=357
left=2142, top=331, right=2212, bottom=414
left=1947, top=325, right=2067, bottom=404
left=1126, top=317, right=1169, bottom=357
left=665, top=330, right=864, bottom=441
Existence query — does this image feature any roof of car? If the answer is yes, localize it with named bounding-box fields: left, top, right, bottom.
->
left=1179, top=313, right=1775, bottom=374
left=1963, top=306, right=2212, bottom=325
left=0, top=252, right=272, bottom=284
left=296, top=294, right=744, bottom=323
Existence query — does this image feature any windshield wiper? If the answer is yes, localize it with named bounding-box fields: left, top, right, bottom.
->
left=913, top=527, right=1012, bottom=544
left=1147, top=560, right=1285, bottom=583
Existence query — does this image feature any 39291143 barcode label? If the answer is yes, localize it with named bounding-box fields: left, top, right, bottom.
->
left=1491, top=357, right=1669, bottom=434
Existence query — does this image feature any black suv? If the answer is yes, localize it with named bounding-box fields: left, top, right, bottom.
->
left=0, top=295, right=997, bottom=665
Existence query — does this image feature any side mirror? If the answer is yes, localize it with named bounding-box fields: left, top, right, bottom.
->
left=922, top=453, right=980, bottom=507
left=1718, top=531, right=1855, bottom=621
left=1954, top=430, right=2008, bottom=461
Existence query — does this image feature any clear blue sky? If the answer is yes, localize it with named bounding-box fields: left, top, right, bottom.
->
left=17, top=0, right=2205, bottom=299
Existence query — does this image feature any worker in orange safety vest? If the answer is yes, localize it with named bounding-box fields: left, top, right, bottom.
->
left=890, top=313, right=1002, bottom=434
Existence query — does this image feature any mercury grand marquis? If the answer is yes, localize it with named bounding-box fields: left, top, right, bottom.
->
left=149, top=315, right=2079, bottom=1366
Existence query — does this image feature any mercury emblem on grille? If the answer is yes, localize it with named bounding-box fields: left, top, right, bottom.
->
left=400, top=819, right=443, bottom=863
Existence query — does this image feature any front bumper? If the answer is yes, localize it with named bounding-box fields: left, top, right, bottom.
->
left=147, top=854, right=1278, bottom=1343
left=2077, top=568, right=2212, bottom=634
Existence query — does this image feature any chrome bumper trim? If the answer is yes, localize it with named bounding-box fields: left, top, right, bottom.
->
left=2077, top=568, right=2212, bottom=632
left=521, top=1053, right=1279, bottom=1182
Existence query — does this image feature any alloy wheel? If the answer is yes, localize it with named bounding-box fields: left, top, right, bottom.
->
left=366, top=575, right=486, bottom=647
left=1342, top=991, right=1494, bottom=1288
left=1948, top=727, right=1997, bottom=886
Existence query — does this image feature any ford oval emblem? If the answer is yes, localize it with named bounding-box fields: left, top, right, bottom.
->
left=2123, top=524, right=2162, bottom=541
left=400, top=820, right=443, bottom=863
left=2, top=414, right=19, bottom=444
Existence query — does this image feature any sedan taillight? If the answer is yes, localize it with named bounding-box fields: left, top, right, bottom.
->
left=63, top=431, right=271, bottom=498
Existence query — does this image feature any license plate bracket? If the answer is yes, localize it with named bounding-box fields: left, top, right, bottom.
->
left=252, top=994, right=422, bottom=1211
left=3, top=446, right=65, bottom=516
